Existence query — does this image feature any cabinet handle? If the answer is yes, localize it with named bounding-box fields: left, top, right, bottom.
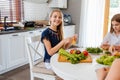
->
left=39, top=31, right=42, bottom=32
left=29, top=32, right=33, bottom=34
left=12, top=34, right=19, bottom=36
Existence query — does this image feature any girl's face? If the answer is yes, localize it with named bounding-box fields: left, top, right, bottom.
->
left=50, top=11, right=62, bottom=27
left=112, top=21, right=120, bottom=32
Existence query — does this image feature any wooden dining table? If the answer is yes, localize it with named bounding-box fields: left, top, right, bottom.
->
left=50, top=48, right=104, bottom=80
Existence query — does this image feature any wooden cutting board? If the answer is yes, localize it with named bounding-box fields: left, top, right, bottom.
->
left=58, top=54, right=92, bottom=63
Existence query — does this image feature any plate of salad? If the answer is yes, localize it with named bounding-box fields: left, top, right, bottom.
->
left=96, top=51, right=120, bottom=66
left=86, top=47, right=103, bottom=54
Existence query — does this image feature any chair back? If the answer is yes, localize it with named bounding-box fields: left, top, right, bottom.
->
left=26, top=35, right=44, bottom=69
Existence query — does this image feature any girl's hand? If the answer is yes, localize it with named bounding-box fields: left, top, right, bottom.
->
left=63, top=34, right=77, bottom=49
left=101, top=44, right=110, bottom=50
left=114, top=46, right=120, bottom=52
left=72, top=34, right=77, bottom=45
left=63, top=37, right=73, bottom=49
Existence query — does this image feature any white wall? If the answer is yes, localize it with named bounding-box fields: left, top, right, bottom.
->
left=24, top=1, right=50, bottom=21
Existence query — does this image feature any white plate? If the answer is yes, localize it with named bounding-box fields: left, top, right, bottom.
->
left=92, top=57, right=110, bottom=70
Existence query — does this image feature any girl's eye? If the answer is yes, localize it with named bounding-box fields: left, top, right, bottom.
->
left=53, top=15, right=57, bottom=18
left=59, top=17, right=62, bottom=19
left=112, top=24, right=119, bottom=26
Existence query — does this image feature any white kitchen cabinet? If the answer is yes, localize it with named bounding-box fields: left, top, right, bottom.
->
left=48, top=0, right=67, bottom=8
left=0, top=35, right=7, bottom=72
left=0, top=33, right=28, bottom=74
left=63, top=25, right=75, bottom=38
left=7, top=33, right=28, bottom=68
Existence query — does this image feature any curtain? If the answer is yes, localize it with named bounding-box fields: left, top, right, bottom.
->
left=79, top=0, right=105, bottom=48
left=0, top=0, right=23, bottom=26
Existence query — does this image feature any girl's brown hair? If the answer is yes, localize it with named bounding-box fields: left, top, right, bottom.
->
left=110, top=14, right=120, bottom=33
left=49, top=9, right=64, bottom=40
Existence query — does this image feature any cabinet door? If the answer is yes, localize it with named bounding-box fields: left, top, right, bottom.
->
left=63, top=25, right=75, bottom=38
left=0, top=36, right=7, bottom=73
left=7, top=33, right=28, bottom=68
left=49, top=0, right=67, bottom=8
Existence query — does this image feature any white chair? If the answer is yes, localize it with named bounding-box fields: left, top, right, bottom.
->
left=26, top=35, right=56, bottom=80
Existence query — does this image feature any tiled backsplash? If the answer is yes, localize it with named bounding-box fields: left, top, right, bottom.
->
left=24, top=1, right=50, bottom=21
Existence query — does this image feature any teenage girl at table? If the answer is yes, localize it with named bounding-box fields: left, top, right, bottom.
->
left=101, top=14, right=120, bottom=52
left=41, top=9, right=77, bottom=69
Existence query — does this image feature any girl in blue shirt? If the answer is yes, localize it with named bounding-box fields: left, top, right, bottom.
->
left=41, top=9, right=77, bottom=69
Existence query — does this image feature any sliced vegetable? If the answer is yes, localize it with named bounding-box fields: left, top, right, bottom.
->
left=58, top=48, right=86, bottom=64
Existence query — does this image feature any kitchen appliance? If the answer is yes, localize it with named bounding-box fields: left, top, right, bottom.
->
left=63, top=14, right=72, bottom=25
left=24, top=21, right=35, bottom=27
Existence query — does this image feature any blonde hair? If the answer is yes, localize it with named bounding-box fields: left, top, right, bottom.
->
left=49, top=9, right=64, bottom=40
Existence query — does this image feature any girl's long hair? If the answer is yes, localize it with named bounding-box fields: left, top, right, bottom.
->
left=49, top=9, right=64, bottom=40
left=110, top=14, right=120, bottom=33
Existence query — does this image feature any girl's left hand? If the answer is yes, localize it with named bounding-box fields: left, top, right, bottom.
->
left=63, top=37, right=73, bottom=49
left=114, top=46, right=120, bottom=52
left=72, top=34, right=77, bottom=45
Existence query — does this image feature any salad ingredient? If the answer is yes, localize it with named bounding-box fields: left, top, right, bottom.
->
left=70, top=49, right=81, bottom=54
left=83, top=50, right=88, bottom=56
left=96, top=54, right=119, bottom=66
left=86, top=47, right=103, bottom=54
left=58, top=48, right=86, bottom=64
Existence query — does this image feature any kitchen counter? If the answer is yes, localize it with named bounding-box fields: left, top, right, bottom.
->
left=0, top=24, right=76, bottom=35
left=0, top=27, right=47, bottom=35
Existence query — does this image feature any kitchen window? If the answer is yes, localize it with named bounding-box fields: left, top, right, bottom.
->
left=0, top=0, right=24, bottom=26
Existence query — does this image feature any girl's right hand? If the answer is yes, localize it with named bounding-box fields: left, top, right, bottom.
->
left=101, top=44, right=110, bottom=50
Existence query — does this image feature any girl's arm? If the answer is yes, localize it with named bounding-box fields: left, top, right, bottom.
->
left=105, top=59, right=120, bottom=80
left=101, top=33, right=111, bottom=50
left=43, top=37, right=73, bottom=56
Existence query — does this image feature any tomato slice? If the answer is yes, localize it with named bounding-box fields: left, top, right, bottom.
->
left=83, top=50, right=88, bottom=56
left=70, top=49, right=74, bottom=54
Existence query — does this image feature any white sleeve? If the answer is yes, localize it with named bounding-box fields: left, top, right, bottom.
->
left=101, top=32, right=111, bottom=44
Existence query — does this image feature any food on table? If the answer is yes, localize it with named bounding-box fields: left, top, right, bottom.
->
left=69, top=49, right=81, bottom=54
left=96, top=53, right=120, bottom=66
left=83, top=50, right=89, bottom=56
left=58, top=48, right=92, bottom=64
left=96, top=55, right=115, bottom=66
left=86, top=47, right=103, bottom=54
left=113, top=51, right=120, bottom=56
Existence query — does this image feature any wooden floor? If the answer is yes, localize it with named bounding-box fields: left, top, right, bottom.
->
left=0, top=64, right=42, bottom=80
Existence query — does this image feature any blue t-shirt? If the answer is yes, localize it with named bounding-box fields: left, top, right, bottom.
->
left=41, top=28, right=61, bottom=63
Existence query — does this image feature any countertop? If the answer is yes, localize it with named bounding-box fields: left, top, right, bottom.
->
left=0, top=25, right=75, bottom=35
left=0, top=27, right=47, bottom=35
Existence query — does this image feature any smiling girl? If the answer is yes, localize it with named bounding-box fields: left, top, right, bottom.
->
left=41, top=9, right=77, bottom=69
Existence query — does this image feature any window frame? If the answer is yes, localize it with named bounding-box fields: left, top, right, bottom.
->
left=103, top=0, right=110, bottom=38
